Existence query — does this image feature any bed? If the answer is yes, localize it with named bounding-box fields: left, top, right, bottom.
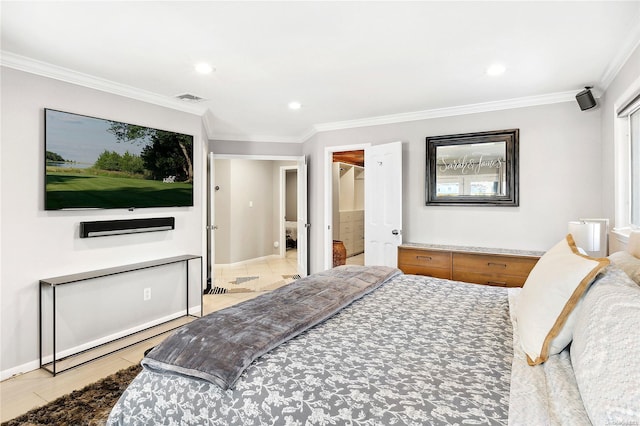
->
left=286, top=221, right=297, bottom=249
left=108, top=235, right=640, bottom=425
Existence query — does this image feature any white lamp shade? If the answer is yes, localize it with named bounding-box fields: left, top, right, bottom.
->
left=569, top=221, right=600, bottom=253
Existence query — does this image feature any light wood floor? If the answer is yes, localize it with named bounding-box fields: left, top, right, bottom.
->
left=0, top=250, right=364, bottom=423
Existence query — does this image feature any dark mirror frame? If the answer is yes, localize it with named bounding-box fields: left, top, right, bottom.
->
left=425, top=129, right=519, bottom=206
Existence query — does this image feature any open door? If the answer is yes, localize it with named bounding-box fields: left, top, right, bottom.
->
left=206, top=151, right=215, bottom=293
left=297, top=156, right=309, bottom=276
left=364, top=141, right=403, bottom=267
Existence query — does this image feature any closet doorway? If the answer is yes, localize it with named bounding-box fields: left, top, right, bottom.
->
left=331, top=150, right=365, bottom=266
left=324, top=141, right=403, bottom=270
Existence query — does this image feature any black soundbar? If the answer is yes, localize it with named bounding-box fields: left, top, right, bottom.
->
left=80, top=217, right=175, bottom=238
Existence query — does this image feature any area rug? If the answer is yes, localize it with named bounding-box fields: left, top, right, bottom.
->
left=1, top=364, right=142, bottom=426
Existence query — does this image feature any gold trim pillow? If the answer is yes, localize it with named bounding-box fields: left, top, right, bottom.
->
left=516, top=235, right=609, bottom=365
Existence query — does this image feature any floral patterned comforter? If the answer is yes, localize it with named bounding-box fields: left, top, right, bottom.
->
left=108, top=273, right=512, bottom=425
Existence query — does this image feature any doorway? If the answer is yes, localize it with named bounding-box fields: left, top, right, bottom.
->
left=327, top=147, right=368, bottom=268
left=281, top=167, right=298, bottom=258
left=207, top=155, right=307, bottom=295
left=324, top=142, right=403, bottom=270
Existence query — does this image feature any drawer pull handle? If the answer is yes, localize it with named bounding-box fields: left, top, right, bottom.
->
left=487, top=281, right=507, bottom=286
left=487, top=262, right=507, bottom=268
left=416, top=256, right=432, bottom=261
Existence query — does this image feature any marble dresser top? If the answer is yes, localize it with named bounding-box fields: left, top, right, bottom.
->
left=400, top=242, right=546, bottom=258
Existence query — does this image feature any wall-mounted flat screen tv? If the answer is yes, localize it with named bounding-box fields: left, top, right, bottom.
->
left=45, top=109, right=194, bottom=210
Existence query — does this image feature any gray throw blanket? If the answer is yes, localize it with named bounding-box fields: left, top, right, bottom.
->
left=141, top=265, right=401, bottom=390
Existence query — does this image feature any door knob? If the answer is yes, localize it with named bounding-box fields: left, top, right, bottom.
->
left=392, top=229, right=400, bottom=235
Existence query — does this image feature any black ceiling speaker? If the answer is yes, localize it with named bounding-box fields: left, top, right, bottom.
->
left=576, top=87, right=597, bottom=111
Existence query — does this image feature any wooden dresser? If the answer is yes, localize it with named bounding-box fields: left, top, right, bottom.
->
left=398, top=243, right=544, bottom=287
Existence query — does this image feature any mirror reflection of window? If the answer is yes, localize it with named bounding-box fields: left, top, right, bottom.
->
left=435, top=141, right=507, bottom=197
left=437, top=182, right=460, bottom=195
left=470, top=181, right=497, bottom=195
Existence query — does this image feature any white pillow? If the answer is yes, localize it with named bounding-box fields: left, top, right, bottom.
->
left=627, top=230, right=640, bottom=258
left=571, top=266, right=640, bottom=424
left=516, top=235, right=609, bottom=365
left=608, top=250, right=640, bottom=286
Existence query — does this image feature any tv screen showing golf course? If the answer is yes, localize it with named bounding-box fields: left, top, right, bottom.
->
left=44, top=109, right=194, bottom=210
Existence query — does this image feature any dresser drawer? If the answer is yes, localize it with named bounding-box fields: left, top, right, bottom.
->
left=400, top=264, right=452, bottom=279
left=397, top=248, right=452, bottom=279
left=452, top=270, right=527, bottom=287
left=398, top=248, right=451, bottom=269
left=340, top=211, right=357, bottom=222
left=339, top=222, right=352, bottom=234
left=452, top=253, right=538, bottom=277
left=398, top=244, right=541, bottom=287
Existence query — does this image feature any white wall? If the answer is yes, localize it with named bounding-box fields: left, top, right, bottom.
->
left=214, top=159, right=298, bottom=264
left=0, top=68, right=205, bottom=376
left=211, top=140, right=302, bottom=157
left=227, top=159, right=274, bottom=263
left=303, top=101, right=603, bottom=273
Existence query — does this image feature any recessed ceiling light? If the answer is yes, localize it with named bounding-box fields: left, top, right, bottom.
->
left=195, top=63, right=214, bottom=74
left=486, top=63, right=506, bottom=76
left=288, top=101, right=302, bottom=110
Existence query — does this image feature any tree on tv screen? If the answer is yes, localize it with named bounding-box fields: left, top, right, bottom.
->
left=107, top=122, right=193, bottom=182
left=94, top=150, right=145, bottom=175
left=46, top=151, right=66, bottom=162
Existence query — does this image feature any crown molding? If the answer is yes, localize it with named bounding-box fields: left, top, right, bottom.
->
left=0, top=51, right=208, bottom=116
left=297, top=127, right=319, bottom=144
left=202, top=109, right=217, bottom=140
left=209, top=132, right=304, bottom=144
left=311, top=91, right=578, bottom=135
left=599, top=10, right=640, bottom=91
left=0, top=50, right=602, bottom=145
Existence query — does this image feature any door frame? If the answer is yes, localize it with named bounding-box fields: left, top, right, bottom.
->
left=323, top=143, right=370, bottom=270
left=210, top=154, right=306, bottom=272
left=279, top=165, right=298, bottom=257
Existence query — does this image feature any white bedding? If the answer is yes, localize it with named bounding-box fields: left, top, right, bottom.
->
left=108, top=265, right=639, bottom=425
left=507, top=289, right=592, bottom=425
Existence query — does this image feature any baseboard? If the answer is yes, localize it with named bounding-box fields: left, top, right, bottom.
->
left=217, top=254, right=279, bottom=267
left=41, top=310, right=192, bottom=364
left=1, top=360, right=41, bottom=381
left=2, top=308, right=200, bottom=380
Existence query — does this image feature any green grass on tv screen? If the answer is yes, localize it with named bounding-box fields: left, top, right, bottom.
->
left=45, top=170, right=193, bottom=210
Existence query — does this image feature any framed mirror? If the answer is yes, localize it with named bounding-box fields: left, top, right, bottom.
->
left=426, top=129, right=519, bottom=206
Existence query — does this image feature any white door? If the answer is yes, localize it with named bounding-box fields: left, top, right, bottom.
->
left=297, top=156, right=309, bottom=276
left=364, top=142, right=403, bottom=267
left=207, top=152, right=215, bottom=292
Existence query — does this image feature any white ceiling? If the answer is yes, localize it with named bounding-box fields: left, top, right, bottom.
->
left=2, top=1, right=640, bottom=143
